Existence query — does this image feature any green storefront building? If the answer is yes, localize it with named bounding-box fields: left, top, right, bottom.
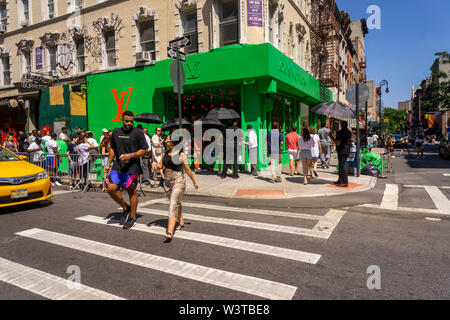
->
left=87, top=43, right=332, bottom=169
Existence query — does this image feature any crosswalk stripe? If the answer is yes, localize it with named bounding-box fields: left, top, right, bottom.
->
left=15, top=228, right=297, bottom=300
left=313, top=210, right=346, bottom=234
left=424, top=186, right=450, bottom=214
left=380, top=184, right=398, bottom=210
left=138, top=199, right=335, bottom=222
left=0, top=257, right=124, bottom=300
left=75, top=215, right=321, bottom=264
left=443, top=174, right=450, bottom=177
left=358, top=204, right=444, bottom=215
left=138, top=208, right=331, bottom=239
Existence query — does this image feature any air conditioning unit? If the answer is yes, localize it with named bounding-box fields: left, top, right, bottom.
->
left=135, top=51, right=152, bottom=64
left=21, top=19, right=29, bottom=27
left=0, top=25, right=6, bottom=33
left=48, top=70, right=59, bottom=77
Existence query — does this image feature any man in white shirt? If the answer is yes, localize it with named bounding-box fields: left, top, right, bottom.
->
left=45, top=133, right=61, bottom=186
left=58, top=127, right=70, bottom=142
left=242, top=125, right=258, bottom=176
left=372, top=134, right=378, bottom=147
left=26, top=136, right=44, bottom=166
left=42, top=132, right=51, bottom=142
left=86, top=132, right=99, bottom=148
left=99, top=128, right=109, bottom=145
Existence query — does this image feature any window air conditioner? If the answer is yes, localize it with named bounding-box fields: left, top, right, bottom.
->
left=21, top=19, right=29, bottom=27
left=135, top=51, right=152, bottom=64
left=49, top=70, right=59, bottom=77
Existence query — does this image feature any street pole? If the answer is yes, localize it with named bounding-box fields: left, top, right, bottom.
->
left=176, top=43, right=182, bottom=130
left=378, top=89, right=382, bottom=136
left=356, top=83, right=361, bottom=177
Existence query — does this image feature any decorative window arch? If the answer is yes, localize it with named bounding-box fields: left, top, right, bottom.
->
left=16, top=38, right=34, bottom=76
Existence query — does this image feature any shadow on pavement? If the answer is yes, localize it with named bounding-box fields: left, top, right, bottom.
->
left=405, top=145, right=450, bottom=169
left=0, top=200, right=53, bottom=216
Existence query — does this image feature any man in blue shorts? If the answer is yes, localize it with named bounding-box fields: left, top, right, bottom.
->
left=104, top=110, right=149, bottom=229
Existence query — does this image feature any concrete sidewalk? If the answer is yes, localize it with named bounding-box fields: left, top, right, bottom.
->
left=141, top=155, right=377, bottom=199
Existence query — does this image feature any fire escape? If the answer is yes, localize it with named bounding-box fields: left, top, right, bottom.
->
left=311, top=0, right=341, bottom=90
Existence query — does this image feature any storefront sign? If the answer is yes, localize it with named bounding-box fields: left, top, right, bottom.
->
left=21, top=73, right=51, bottom=91
left=247, top=0, right=263, bottom=27
left=36, top=47, right=43, bottom=70
left=9, top=99, right=19, bottom=108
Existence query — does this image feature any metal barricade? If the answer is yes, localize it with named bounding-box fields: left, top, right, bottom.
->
left=16, top=152, right=146, bottom=195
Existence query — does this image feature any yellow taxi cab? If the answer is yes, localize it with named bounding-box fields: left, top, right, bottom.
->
left=0, top=146, right=52, bottom=208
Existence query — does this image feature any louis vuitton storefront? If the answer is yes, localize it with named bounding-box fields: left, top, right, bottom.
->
left=86, top=43, right=331, bottom=168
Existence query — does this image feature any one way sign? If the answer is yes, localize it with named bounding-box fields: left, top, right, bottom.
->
left=167, top=46, right=186, bottom=62
left=169, top=35, right=191, bottom=49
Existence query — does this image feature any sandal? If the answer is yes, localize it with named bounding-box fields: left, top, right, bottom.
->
left=164, top=232, right=173, bottom=243
left=175, top=224, right=185, bottom=231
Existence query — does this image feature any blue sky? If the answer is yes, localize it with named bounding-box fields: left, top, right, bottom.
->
left=337, top=0, right=450, bottom=109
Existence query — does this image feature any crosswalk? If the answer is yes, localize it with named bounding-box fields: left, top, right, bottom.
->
left=359, top=184, right=450, bottom=215
left=1, top=196, right=346, bottom=300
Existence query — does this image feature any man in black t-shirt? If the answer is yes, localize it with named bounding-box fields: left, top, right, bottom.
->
left=329, top=121, right=352, bottom=187
left=104, top=111, right=149, bottom=229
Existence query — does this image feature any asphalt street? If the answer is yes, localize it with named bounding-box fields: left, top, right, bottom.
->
left=0, top=143, right=449, bottom=300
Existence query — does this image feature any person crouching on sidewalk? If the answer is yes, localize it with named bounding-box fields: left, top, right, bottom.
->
left=153, top=135, right=198, bottom=243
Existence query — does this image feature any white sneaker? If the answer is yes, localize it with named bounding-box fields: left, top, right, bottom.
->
left=54, top=181, right=62, bottom=186
left=195, top=169, right=201, bottom=173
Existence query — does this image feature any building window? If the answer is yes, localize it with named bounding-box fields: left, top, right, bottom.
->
left=297, top=39, right=304, bottom=68
left=48, top=0, right=55, bottom=19
left=23, top=0, right=29, bottom=22
left=182, top=10, right=198, bottom=54
left=268, top=4, right=276, bottom=46
left=1, top=55, right=10, bottom=85
left=48, top=46, right=57, bottom=71
left=219, top=0, right=239, bottom=47
left=0, top=2, right=7, bottom=29
left=75, top=0, right=82, bottom=10
left=22, top=51, right=31, bottom=75
left=104, top=30, right=115, bottom=67
left=138, top=20, right=155, bottom=60
left=277, top=16, right=283, bottom=51
left=75, top=38, right=85, bottom=72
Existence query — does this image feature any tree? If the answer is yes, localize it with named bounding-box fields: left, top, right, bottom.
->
left=383, top=108, right=407, bottom=133
left=423, top=52, right=450, bottom=112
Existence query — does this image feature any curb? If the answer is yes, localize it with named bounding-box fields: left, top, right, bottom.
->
left=139, top=176, right=378, bottom=200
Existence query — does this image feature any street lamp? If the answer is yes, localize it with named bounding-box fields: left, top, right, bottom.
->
left=378, top=80, right=389, bottom=134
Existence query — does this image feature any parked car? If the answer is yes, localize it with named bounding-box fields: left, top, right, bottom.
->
left=439, top=138, right=450, bottom=159
left=392, top=134, right=405, bottom=148
left=0, top=146, right=53, bottom=208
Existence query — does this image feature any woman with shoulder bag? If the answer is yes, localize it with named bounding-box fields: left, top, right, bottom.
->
left=153, top=135, right=198, bottom=243
left=298, top=127, right=316, bottom=185
left=151, top=127, right=164, bottom=187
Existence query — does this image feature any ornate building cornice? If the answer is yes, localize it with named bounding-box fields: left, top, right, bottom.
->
left=40, top=31, right=60, bottom=47
left=16, top=39, right=34, bottom=52
left=132, top=6, right=156, bottom=22
left=175, top=0, right=197, bottom=10
left=0, top=46, right=10, bottom=56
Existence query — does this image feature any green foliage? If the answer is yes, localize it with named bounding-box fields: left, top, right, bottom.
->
left=424, top=52, right=450, bottom=112
left=383, top=108, right=407, bottom=133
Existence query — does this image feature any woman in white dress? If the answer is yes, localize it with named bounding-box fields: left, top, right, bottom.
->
left=298, top=127, right=315, bottom=185
left=309, top=126, right=322, bottom=178
left=151, top=127, right=164, bottom=186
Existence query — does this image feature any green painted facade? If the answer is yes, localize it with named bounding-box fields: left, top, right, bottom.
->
left=39, top=85, right=87, bottom=137
left=86, top=43, right=331, bottom=168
